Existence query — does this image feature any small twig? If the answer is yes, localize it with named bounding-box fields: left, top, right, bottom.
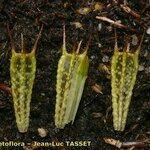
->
left=104, top=137, right=149, bottom=149
left=141, top=4, right=150, bottom=14
left=122, top=141, right=146, bottom=148
left=120, top=4, right=141, bottom=19
left=76, top=40, right=82, bottom=54
left=32, top=24, right=43, bottom=53
left=7, top=24, right=15, bottom=52
left=96, top=16, right=136, bottom=32
left=96, top=16, right=126, bottom=28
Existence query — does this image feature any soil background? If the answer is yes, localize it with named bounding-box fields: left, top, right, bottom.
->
left=0, top=0, right=150, bottom=150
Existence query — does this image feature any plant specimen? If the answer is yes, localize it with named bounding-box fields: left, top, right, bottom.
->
left=111, top=33, right=144, bottom=131
left=55, top=26, right=89, bottom=129
left=9, top=27, right=42, bottom=132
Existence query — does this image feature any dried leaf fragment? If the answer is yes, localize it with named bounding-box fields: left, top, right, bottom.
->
left=94, top=2, right=104, bottom=11
left=0, top=83, right=11, bottom=93
left=91, top=84, right=103, bottom=94
left=77, top=7, right=91, bottom=15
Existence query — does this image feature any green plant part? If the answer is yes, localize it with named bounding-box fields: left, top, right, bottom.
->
left=111, top=34, right=144, bottom=131
left=55, top=27, right=89, bottom=129
left=9, top=27, right=42, bottom=132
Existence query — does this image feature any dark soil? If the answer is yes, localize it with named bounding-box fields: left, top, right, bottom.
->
left=0, top=0, right=150, bottom=150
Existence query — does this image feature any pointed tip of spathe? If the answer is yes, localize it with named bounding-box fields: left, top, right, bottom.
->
left=76, top=40, right=82, bottom=54
left=31, top=24, right=43, bottom=53
left=114, top=28, right=119, bottom=52
left=80, top=35, right=91, bottom=56
left=62, top=24, right=67, bottom=55
left=7, top=24, right=16, bottom=53
left=135, top=32, right=145, bottom=54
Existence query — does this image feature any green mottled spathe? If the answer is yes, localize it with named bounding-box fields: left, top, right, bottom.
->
left=10, top=50, right=36, bottom=132
left=111, top=36, right=143, bottom=131
left=9, top=27, right=42, bottom=132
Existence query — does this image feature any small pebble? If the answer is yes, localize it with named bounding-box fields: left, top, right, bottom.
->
left=138, top=65, right=145, bottom=71
left=131, top=34, right=138, bottom=45
left=38, top=128, right=48, bottom=138
left=90, top=55, right=95, bottom=60
left=98, top=43, right=102, bottom=48
left=41, top=93, right=45, bottom=96
left=98, top=23, right=102, bottom=31
left=102, top=55, right=109, bottom=62
left=92, top=112, right=103, bottom=118
left=146, top=27, right=150, bottom=35
left=144, top=50, right=148, bottom=57
left=70, top=22, right=83, bottom=29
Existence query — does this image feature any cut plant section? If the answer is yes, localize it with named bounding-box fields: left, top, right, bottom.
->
left=55, top=27, right=89, bottom=129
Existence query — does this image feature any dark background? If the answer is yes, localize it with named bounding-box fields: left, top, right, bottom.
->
left=0, top=0, right=149, bottom=149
